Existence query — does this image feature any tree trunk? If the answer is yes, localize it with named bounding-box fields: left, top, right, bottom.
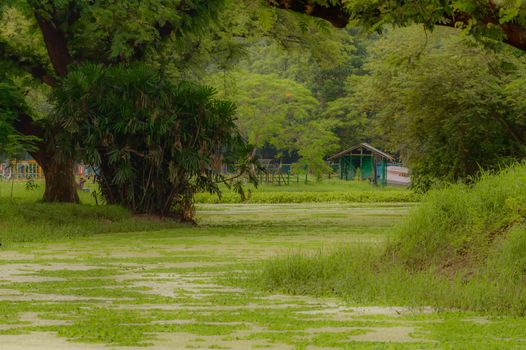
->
left=39, top=155, right=79, bottom=203
left=14, top=113, right=79, bottom=203
left=30, top=149, right=79, bottom=203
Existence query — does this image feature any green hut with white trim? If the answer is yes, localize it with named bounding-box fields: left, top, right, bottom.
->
left=329, top=143, right=394, bottom=185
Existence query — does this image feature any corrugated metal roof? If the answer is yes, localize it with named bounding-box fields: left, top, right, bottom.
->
left=328, top=142, right=394, bottom=161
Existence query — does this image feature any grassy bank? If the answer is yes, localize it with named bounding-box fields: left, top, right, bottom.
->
left=0, top=200, right=183, bottom=244
left=0, top=178, right=412, bottom=245
left=0, top=180, right=182, bottom=245
left=2, top=188, right=526, bottom=347
left=249, top=163, right=526, bottom=315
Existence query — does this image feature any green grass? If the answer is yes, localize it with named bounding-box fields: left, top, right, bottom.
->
left=196, top=179, right=415, bottom=203
left=0, top=201, right=419, bottom=348
left=0, top=178, right=414, bottom=244
left=0, top=180, right=96, bottom=204
left=239, top=179, right=408, bottom=192
left=1, top=178, right=414, bottom=206
left=195, top=190, right=417, bottom=204
left=251, top=163, right=526, bottom=316
left=2, top=175, right=526, bottom=348
left=0, top=199, right=183, bottom=244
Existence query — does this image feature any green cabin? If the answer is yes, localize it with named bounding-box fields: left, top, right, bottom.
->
left=329, top=143, right=394, bottom=185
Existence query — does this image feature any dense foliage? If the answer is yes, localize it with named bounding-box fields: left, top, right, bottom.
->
left=206, top=23, right=367, bottom=173
left=1, top=0, right=359, bottom=208
left=0, top=84, right=23, bottom=153
left=3, top=0, right=526, bottom=208
left=0, top=83, right=38, bottom=158
left=212, top=71, right=340, bottom=175
left=334, top=26, right=526, bottom=190
left=54, top=63, right=252, bottom=219
left=0, top=0, right=230, bottom=205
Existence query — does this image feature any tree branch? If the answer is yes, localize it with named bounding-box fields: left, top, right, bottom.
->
left=268, top=0, right=350, bottom=28
left=0, top=42, right=56, bottom=86
left=268, top=1, right=526, bottom=51
left=33, top=11, right=72, bottom=77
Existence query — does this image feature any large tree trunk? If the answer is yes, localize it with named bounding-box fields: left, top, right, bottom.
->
left=38, top=155, right=79, bottom=203
left=15, top=113, right=79, bottom=203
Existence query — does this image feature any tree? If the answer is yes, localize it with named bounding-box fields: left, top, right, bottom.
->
left=53, top=63, right=251, bottom=220
left=345, top=26, right=526, bottom=190
left=2, top=0, right=346, bottom=203
left=205, top=18, right=369, bottom=162
left=211, top=71, right=339, bottom=175
left=0, top=0, right=224, bottom=203
left=269, top=0, right=526, bottom=51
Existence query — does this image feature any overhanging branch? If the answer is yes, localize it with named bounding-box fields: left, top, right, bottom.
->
left=0, top=42, right=56, bottom=86
left=268, top=0, right=526, bottom=51
left=268, top=0, right=350, bottom=28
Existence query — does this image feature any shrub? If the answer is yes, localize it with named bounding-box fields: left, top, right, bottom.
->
left=54, top=63, right=254, bottom=220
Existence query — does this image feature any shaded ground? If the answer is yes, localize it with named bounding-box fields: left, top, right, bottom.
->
left=1, top=203, right=525, bottom=349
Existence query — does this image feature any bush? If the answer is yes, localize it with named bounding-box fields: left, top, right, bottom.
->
left=54, top=63, right=253, bottom=220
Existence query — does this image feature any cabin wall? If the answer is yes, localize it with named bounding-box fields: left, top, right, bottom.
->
left=333, top=144, right=395, bottom=185
left=339, top=155, right=375, bottom=181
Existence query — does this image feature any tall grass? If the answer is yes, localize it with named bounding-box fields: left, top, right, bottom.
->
left=250, top=163, right=526, bottom=315
left=390, top=164, right=526, bottom=270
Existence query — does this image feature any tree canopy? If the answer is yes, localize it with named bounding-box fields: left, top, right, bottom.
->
left=212, top=71, right=339, bottom=175
left=341, top=26, right=526, bottom=189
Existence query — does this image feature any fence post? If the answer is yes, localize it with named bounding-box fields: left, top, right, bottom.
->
left=10, top=159, right=16, bottom=201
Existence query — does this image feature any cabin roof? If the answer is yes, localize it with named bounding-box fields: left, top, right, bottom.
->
left=328, top=142, right=394, bottom=161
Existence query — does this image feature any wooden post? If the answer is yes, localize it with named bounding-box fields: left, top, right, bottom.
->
left=372, top=155, right=378, bottom=185
left=10, top=159, right=16, bottom=201
left=360, top=148, right=363, bottom=180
